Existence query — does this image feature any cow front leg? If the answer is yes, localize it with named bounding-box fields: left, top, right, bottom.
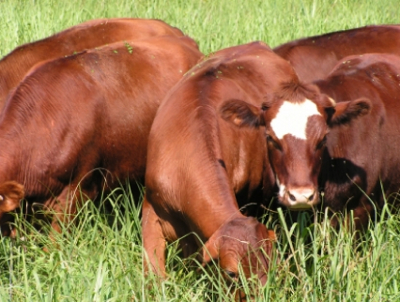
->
left=329, top=199, right=376, bottom=231
left=351, top=199, right=375, bottom=231
left=142, top=196, right=166, bottom=278
left=45, top=184, right=89, bottom=234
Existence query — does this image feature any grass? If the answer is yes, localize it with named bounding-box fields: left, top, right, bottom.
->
left=0, top=0, right=400, bottom=301
left=1, top=193, right=399, bottom=301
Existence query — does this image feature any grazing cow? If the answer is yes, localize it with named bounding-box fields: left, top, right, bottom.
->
left=0, top=35, right=202, bottom=235
left=221, top=53, right=400, bottom=229
left=142, top=42, right=281, bottom=288
left=274, top=25, right=400, bottom=83
left=0, top=17, right=185, bottom=108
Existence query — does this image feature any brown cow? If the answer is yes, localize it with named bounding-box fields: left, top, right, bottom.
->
left=0, top=18, right=185, bottom=108
left=221, top=53, right=400, bottom=229
left=0, top=35, right=202, bottom=235
left=142, top=42, right=282, bottom=289
left=274, top=25, right=400, bottom=83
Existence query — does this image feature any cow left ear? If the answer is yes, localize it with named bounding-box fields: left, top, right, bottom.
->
left=219, top=99, right=265, bottom=128
left=328, top=97, right=372, bottom=127
left=201, top=233, right=220, bottom=266
left=0, top=181, right=25, bottom=214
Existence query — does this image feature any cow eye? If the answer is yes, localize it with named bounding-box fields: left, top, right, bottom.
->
left=0, top=195, right=3, bottom=201
left=224, top=270, right=238, bottom=279
left=316, top=136, right=327, bottom=150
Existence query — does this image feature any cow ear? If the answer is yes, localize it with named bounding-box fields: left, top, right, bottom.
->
left=267, top=229, right=276, bottom=242
left=0, top=181, right=24, bottom=213
left=219, top=99, right=265, bottom=128
left=256, top=223, right=275, bottom=249
left=201, top=233, right=220, bottom=266
left=328, top=97, right=371, bottom=127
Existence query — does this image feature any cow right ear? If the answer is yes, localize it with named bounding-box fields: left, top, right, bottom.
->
left=0, top=181, right=24, bottom=213
left=328, top=97, right=372, bottom=127
left=219, top=99, right=265, bottom=128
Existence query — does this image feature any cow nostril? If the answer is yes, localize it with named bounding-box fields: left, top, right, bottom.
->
left=308, top=193, right=315, bottom=201
left=288, top=192, right=296, bottom=201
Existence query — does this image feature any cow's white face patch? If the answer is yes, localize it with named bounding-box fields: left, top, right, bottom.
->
left=276, top=175, right=285, bottom=199
left=270, top=99, right=321, bottom=140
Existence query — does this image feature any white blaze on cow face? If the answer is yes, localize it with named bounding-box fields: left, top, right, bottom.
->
left=276, top=176, right=285, bottom=200
left=269, top=99, right=322, bottom=209
left=270, top=99, right=321, bottom=140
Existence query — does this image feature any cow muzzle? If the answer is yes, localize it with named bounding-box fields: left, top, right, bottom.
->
left=279, top=187, right=319, bottom=210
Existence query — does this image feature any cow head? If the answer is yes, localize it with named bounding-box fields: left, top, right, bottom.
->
left=220, top=82, right=371, bottom=210
left=202, top=217, right=275, bottom=288
left=0, top=181, right=24, bottom=219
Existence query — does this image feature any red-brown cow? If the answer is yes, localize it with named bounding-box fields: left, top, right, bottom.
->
left=0, top=35, right=202, bottom=235
left=274, top=25, right=400, bottom=83
left=221, top=53, right=400, bottom=229
left=0, top=18, right=185, bottom=107
left=142, top=42, right=285, bottom=290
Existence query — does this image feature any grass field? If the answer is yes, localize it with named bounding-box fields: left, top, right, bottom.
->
left=0, top=0, right=400, bottom=301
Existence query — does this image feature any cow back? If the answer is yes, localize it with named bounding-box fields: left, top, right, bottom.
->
left=0, top=35, right=202, bottom=204
left=0, top=18, right=186, bottom=109
left=274, top=25, right=400, bottom=83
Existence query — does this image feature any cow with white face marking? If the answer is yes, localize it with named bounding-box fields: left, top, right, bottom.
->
left=221, top=53, right=400, bottom=229
left=268, top=99, right=328, bottom=209
left=220, top=82, right=341, bottom=210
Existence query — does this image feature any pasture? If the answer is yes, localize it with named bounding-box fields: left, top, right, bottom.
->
left=0, top=0, right=400, bottom=301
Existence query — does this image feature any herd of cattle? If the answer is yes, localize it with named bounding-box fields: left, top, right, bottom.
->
left=1, top=17, right=400, bottom=293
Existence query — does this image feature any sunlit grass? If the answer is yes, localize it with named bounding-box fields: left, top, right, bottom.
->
left=0, top=194, right=399, bottom=301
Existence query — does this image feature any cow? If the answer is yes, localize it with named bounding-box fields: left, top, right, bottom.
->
left=0, top=17, right=186, bottom=108
left=220, top=53, right=400, bottom=230
left=274, top=25, right=400, bottom=83
left=0, top=35, right=202, bottom=236
left=142, top=42, right=283, bottom=291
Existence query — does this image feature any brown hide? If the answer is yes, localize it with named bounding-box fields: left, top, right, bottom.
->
left=315, top=53, right=400, bottom=229
left=0, top=18, right=185, bottom=108
left=221, top=53, right=400, bottom=229
left=0, top=35, right=202, bottom=233
left=274, top=25, right=400, bottom=83
left=220, top=72, right=334, bottom=210
left=0, top=182, right=24, bottom=216
left=142, top=42, right=280, bottom=288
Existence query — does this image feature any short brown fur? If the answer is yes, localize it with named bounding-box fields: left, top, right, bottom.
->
left=0, top=35, right=202, bottom=234
left=274, top=25, right=400, bottom=83
left=0, top=18, right=185, bottom=108
left=143, top=42, right=286, bottom=291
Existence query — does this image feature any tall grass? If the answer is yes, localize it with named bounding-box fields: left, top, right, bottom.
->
left=1, top=194, right=399, bottom=301
left=1, top=0, right=400, bottom=301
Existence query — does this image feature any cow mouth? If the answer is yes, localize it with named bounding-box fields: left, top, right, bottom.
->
left=286, top=203, right=314, bottom=211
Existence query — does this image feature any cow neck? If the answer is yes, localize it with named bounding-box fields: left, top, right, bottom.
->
left=0, top=112, right=32, bottom=186
left=182, top=104, right=244, bottom=240
left=186, top=188, right=243, bottom=242
left=0, top=142, right=23, bottom=184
